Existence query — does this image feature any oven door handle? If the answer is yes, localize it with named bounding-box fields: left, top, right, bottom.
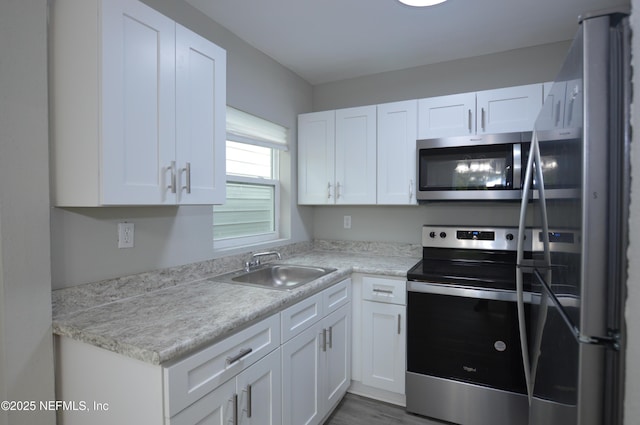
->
left=408, top=281, right=533, bottom=303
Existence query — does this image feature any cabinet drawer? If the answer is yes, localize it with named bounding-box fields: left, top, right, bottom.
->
left=362, top=276, right=406, bottom=305
left=281, top=292, right=323, bottom=343
left=324, top=278, right=351, bottom=315
left=164, top=313, right=280, bottom=417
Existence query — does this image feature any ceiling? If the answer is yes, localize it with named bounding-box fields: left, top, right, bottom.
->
left=185, top=0, right=626, bottom=85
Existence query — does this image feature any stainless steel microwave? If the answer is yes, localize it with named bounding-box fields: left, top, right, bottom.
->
left=416, top=132, right=531, bottom=201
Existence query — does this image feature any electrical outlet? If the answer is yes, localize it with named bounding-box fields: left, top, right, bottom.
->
left=343, top=215, right=352, bottom=229
left=118, top=222, right=134, bottom=248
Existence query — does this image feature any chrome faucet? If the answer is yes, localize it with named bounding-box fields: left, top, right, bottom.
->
left=244, top=251, right=282, bottom=271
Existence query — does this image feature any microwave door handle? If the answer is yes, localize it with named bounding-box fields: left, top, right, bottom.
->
left=513, top=144, right=522, bottom=189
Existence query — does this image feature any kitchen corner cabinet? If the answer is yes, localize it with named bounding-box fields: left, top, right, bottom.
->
left=56, top=280, right=350, bottom=425
left=298, top=106, right=376, bottom=205
left=417, top=83, right=544, bottom=139
left=377, top=100, right=418, bottom=205
left=49, top=0, right=226, bottom=206
left=281, top=279, right=352, bottom=425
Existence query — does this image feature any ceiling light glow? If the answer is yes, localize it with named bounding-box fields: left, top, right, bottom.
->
left=397, top=0, right=447, bottom=6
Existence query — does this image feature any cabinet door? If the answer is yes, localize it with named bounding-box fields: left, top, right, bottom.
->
left=377, top=100, right=417, bottom=205
left=418, top=93, right=476, bottom=139
left=361, top=301, right=406, bottom=394
left=298, top=111, right=336, bottom=205
left=537, top=82, right=566, bottom=132
left=237, top=349, right=282, bottom=425
left=476, top=84, right=543, bottom=134
left=282, top=322, right=322, bottom=425
left=335, top=106, right=377, bottom=204
left=101, top=0, right=176, bottom=205
left=175, top=24, right=227, bottom=205
left=322, top=303, right=352, bottom=410
left=168, top=378, right=235, bottom=425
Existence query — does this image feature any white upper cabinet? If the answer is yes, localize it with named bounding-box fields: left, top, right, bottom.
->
left=417, top=92, right=476, bottom=139
left=49, top=0, right=226, bottom=206
left=298, top=106, right=376, bottom=205
left=476, top=84, right=542, bottom=134
left=418, top=84, right=544, bottom=139
left=377, top=100, right=417, bottom=205
left=175, top=24, right=226, bottom=205
left=335, top=106, right=377, bottom=204
left=298, top=111, right=336, bottom=205
left=538, top=81, right=566, bottom=131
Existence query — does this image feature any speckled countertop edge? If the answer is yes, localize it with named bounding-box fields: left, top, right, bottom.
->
left=52, top=242, right=420, bottom=366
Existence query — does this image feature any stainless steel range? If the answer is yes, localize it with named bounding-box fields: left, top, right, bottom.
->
left=405, top=225, right=532, bottom=425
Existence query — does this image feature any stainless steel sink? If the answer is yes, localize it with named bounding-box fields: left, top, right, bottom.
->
left=213, top=264, right=337, bottom=290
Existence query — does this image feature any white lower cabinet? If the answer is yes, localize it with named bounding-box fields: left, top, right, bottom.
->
left=350, top=275, right=406, bottom=406
left=170, top=348, right=282, bottom=425
left=362, top=301, right=405, bottom=394
left=282, top=321, right=323, bottom=425
left=282, top=279, right=352, bottom=425
left=282, top=304, right=351, bottom=425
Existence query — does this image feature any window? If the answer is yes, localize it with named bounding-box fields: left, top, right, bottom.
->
left=213, top=107, right=288, bottom=249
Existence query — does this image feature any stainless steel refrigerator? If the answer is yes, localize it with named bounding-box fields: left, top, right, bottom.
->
left=515, top=7, right=630, bottom=425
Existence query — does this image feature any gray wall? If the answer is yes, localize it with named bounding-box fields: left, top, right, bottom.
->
left=0, top=0, right=55, bottom=424
left=313, top=41, right=572, bottom=111
left=311, top=42, right=571, bottom=244
left=50, top=0, right=315, bottom=289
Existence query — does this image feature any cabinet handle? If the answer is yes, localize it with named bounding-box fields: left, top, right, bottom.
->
left=409, top=179, right=413, bottom=201
left=481, top=107, right=486, bottom=132
left=468, top=109, right=472, bottom=132
left=555, top=101, right=561, bottom=126
left=233, top=393, right=239, bottom=425
left=167, top=161, right=177, bottom=194
left=226, top=348, right=253, bottom=365
left=328, top=326, right=333, bottom=349
left=327, top=182, right=332, bottom=199
left=336, top=182, right=341, bottom=199
left=321, top=329, right=327, bottom=352
left=246, top=384, right=252, bottom=418
left=373, top=288, right=393, bottom=294
left=182, top=162, right=191, bottom=194
left=567, top=98, right=575, bottom=126
left=397, top=314, right=402, bottom=335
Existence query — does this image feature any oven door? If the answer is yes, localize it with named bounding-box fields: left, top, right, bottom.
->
left=416, top=134, right=523, bottom=201
left=407, top=282, right=530, bottom=393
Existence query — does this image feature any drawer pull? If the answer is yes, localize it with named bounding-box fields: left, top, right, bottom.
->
left=373, top=288, right=393, bottom=295
left=226, top=348, right=253, bottom=365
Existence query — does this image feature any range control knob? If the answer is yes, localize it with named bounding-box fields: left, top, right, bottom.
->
left=429, top=231, right=436, bottom=238
left=506, top=233, right=514, bottom=241
left=440, top=232, right=447, bottom=239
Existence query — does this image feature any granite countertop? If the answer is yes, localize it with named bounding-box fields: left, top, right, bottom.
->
left=52, top=250, right=419, bottom=366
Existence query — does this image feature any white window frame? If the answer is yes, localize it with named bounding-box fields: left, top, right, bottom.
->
left=213, top=157, right=281, bottom=250
left=214, top=105, right=289, bottom=252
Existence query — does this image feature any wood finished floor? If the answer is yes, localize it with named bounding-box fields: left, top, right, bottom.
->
left=323, top=393, right=451, bottom=425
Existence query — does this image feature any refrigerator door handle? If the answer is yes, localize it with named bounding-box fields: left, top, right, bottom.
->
left=516, top=131, right=553, bottom=403
left=533, top=269, right=621, bottom=351
left=516, top=135, right=536, bottom=403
